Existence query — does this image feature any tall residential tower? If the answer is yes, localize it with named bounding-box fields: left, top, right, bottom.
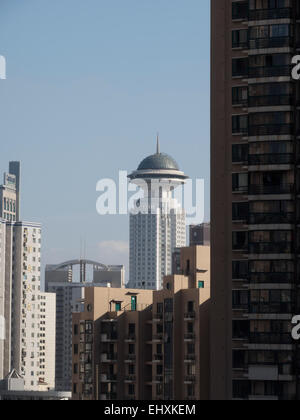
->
left=211, top=0, right=300, bottom=400
left=128, top=141, right=188, bottom=290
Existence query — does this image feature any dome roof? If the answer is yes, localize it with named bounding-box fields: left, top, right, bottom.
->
left=137, top=153, right=180, bottom=171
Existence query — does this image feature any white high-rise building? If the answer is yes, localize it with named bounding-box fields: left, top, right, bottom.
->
left=0, top=219, right=7, bottom=379
left=128, top=141, right=188, bottom=290
left=9, top=222, right=42, bottom=391
left=39, top=292, right=56, bottom=391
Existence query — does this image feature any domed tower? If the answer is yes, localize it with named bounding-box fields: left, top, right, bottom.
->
left=128, top=139, right=188, bottom=290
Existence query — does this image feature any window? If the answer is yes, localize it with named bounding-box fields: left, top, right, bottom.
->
left=187, top=301, right=194, bottom=313
left=232, top=115, right=248, bottom=134
left=232, top=144, right=248, bottom=163
left=115, top=302, right=121, bottom=312
left=232, top=86, right=248, bottom=105
left=232, top=58, right=248, bottom=77
left=198, top=281, right=204, bottom=289
left=232, top=202, right=249, bottom=222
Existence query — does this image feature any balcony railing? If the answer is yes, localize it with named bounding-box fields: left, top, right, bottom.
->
left=248, top=95, right=294, bottom=108
left=249, top=242, right=293, bottom=254
left=249, top=37, right=293, bottom=50
left=248, top=124, right=293, bottom=136
left=249, top=272, right=294, bottom=284
left=184, top=376, right=196, bottom=383
left=248, top=184, right=294, bottom=195
left=250, top=333, right=293, bottom=344
left=184, top=312, right=196, bottom=320
left=249, top=8, right=293, bottom=21
left=250, top=303, right=294, bottom=314
left=248, top=65, right=291, bottom=79
left=248, top=154, right=294, bottom=165
left=249, top=212, right=294, bottom=224
left=184, top=334, right=196, bottom=341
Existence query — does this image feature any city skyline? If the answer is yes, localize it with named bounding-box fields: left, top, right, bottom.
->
left=0, top=0, right=210, bottom=283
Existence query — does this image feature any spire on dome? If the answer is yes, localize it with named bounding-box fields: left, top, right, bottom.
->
left=156, top=133, right=160, bottom=154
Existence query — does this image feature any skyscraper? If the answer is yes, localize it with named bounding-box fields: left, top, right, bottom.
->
left=211, top=0, right=300, bottom=400
left=128, top=141, right=188, bottom=290
left=0, top=162, right=21, bottom=222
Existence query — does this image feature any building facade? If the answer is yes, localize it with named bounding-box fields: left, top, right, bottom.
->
left=128, top=142, right=188, bottom=290
left=0, top=162, right=20, bottom=222
left=189, top=223, right=211, bottom=246
left=39, top=292, right=56, bottom=391
left=45, top=260, right=125, bottom=392
left=211, top=0, right=300, bottom=400
left=9, top=222, right=42, bottom=391
left=72, top=245, right=210, bottom=401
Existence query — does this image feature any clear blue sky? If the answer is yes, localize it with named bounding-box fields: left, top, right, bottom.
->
left=0, top=0, right=210, bottom=282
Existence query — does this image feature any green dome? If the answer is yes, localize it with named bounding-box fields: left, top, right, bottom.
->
left=137, top=153, right=180, bottom=171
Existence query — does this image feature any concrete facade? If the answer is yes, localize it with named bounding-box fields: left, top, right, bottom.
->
left=72, top=245, right=210, bottom=401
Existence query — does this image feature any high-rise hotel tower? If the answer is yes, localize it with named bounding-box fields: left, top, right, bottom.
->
left=128, top=141, right=188, bottom=290
left=211, top=0, right=300, bottom=400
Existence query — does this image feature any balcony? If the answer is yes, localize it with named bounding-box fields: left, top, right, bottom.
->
left=184, top=355, right=196, bottom=363
left=153, top=354, right=163, bottom=362
left=101, top=353, right=118, bottom=363
left=249, top=8, right=293, bottom=21
left=249, top=212, right=294, bottom=225
left=249, top=242, right=293, bottom=254
left=184, top=376, right=196, bottom=384
left=249, top=333, right=293, bottom=345
left=101, top=333, right=118, bottom=342
left=125, top=354, right=136, bottom=363
left=248, top=95, right=293, bottom=108
left=248, top=154, right=293, bottom=166
left=248, top=184, right=294, bottom=195
left=250, top=302, right=293, bottom=315
left=100, top=393, right=117, bottom=401
left=184, top=334, right=196, bottom=342
left=125, top=375, right=136, bottom=383
left=249, top=37, right=293, bottom=50
left=249, top=272, right=294, bottom=284
left=249, top=124, right=293, bottom=136
left=153, top=334, right=164, bottom=342
left=184, top=312, right=196, bottom=321
left=153, top=313, right=163, bottom=322
left=248, top=65, right=291, bottom=79
left=100, top=373, right=117, bottom=383
left=124, top=334, right=136, bottom=343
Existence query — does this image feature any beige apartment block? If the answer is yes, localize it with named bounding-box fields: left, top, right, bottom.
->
left=39, top=292, right=56, bottom=391
left=72, top=245, right=210, bottom=401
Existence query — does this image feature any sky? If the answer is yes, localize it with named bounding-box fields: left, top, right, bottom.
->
left=0, top=0, right=210, bottom=284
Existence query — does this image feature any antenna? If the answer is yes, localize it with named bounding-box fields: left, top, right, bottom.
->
left=156, top=133, right=160, bottom=154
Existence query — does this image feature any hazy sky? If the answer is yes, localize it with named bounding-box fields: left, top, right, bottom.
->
left=0, top=0, right=210, bottom=282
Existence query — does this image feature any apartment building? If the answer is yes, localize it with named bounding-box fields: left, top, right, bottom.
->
left=0, top=162, right=21, bottom=222
left=211, top=0, right=300, bottom=400
left=39, top=292, right=56, bottom=391
left=0, top=219, right=7, bottom=379
left=72, top=245, right=210, bottom=401
left=189, top=223, right=211, bottom=246
left=45, top=260, right=125, bottom=392
left=9, top=222, right=42, bottom=391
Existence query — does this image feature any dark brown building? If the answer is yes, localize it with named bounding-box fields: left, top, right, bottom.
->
left=211, top=0, right=300, bottom=400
